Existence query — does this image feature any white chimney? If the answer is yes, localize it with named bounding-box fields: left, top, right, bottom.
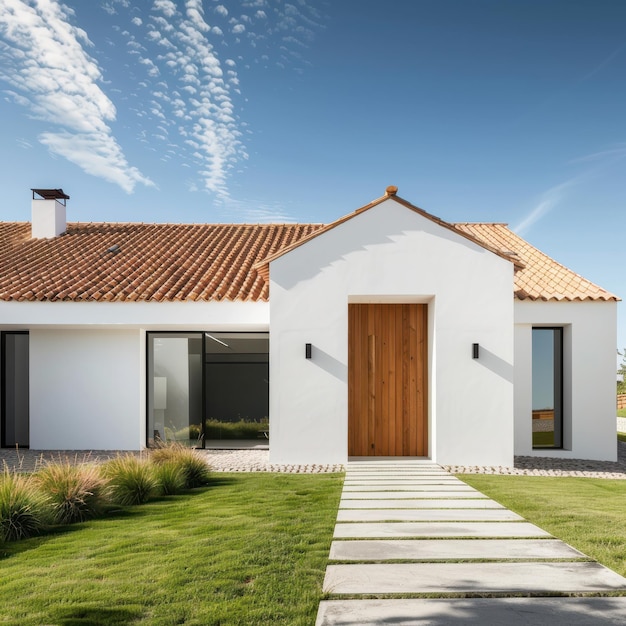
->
left=31, top=188, right=69, bottom=238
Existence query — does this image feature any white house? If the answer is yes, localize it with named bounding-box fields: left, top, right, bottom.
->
left=0, top=187, right=618, bottom=466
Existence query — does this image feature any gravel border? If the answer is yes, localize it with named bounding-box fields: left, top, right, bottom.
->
left=445, top=442, right=626, bottom=479
left=0, top=448, right=344, bottom=474
left=2, top=426, right=626, bottom=477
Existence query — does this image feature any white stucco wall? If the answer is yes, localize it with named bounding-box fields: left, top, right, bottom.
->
left=29, top=329, right=144, bottom=450
left=0, top=300, right=268, bottom=330
left=514, top=300, right=618, bottom=461
left=1, top=300, right=269, bottom=451
left=268, top=199, right=515, bottom=466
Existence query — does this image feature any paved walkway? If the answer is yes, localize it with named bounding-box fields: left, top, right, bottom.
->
left=316, top=460, right=626, bottom=625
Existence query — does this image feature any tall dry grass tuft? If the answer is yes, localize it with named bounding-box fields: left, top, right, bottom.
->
left=0, top=469, right=50, bottom=542
left=101, top=455, right=158, bottom=506
left=150, top=444, right=211, bottom=489
left=33, top=462, right=108, bottom=525
left=154, top=460, right=186, bottom=495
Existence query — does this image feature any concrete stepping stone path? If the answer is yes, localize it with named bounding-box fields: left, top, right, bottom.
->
left=316, top=460, right=626, bottom=626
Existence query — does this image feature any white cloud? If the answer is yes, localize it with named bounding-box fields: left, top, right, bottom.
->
left=185, top=0, right=209, bottom=32
left=131, top=16, right=142, bottom=26
left=232, top=23, right=245, bottom=34
left=0, top=0, right=153, bottom=192
left=128, top=0, right=246, bottom=198
left=222, top=197, right=297, bottom=223
left=16, top=137, right=32, bottom=149
left=139, top=56, right=160, bottom=76
left=40, top=130, right=155, bottom=193
left=569, top=144, right=626, bottom=164
left=215, top=5, right=228, bottom=17
left=512, top=180, right=576, bottom=235
left=153, top=0, right=177, bottom=18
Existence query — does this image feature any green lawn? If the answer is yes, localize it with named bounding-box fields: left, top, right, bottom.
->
left=459, top=474, right=626, bottom=578
left=0, top=473, right=343, bottom=626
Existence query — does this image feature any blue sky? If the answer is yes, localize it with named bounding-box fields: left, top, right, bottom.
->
left=1, top=0, right=625, bottom=351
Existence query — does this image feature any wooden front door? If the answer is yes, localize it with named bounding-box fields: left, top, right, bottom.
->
left=348, top=303, right=428, bottom=456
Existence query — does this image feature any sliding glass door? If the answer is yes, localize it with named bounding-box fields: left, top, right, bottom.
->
left=1, top=332, right=30, bottom=448
left=204, top=333, right=269, bottom=444
left=147, top=332, right=269, bottom=448
left=147, top=333, right=203, bottom=447
left=532, top=327, right=563, bottom=448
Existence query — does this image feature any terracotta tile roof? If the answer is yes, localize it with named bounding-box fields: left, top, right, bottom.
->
left=454, top=223, right=618, bottom=302
left=0, top=222, right=322, bottom=302
left=0, top=208, right=617, bottom=304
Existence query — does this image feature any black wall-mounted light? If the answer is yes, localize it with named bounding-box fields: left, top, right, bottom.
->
left=305, top=343, right=312, bottom=359
left=472, top=343, right=480, bottom=359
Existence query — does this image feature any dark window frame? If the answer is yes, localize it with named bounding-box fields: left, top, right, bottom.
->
left=145, top=331, right=269, bottom=449
left=532, top=326, right=564, bottom=450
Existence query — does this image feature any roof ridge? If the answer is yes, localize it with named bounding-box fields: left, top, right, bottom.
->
left=253, top=192, right=520, bottom=272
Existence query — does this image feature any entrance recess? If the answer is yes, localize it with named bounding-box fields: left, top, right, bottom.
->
left=348, top=303, right=427, bottom=456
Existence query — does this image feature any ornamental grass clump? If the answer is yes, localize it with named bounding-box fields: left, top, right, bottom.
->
left=101, top=455, right=158, bottom=506
left=154, top=460, right=186, bottom=496
left=33, top=462, right=108, bottom=525
left=150, top=444, right=211, bottom=489
left=0, top=469, right=50, bottom=542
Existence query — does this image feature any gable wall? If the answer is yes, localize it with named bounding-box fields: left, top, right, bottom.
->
left=268, top=199, right=514, bottom=466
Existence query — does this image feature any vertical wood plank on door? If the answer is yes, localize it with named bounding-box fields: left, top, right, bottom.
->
left=418, top=306, right=428, bottom=456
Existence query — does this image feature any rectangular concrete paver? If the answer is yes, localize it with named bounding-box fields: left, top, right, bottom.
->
left=336, top=508, right=523, bottom=522
left=329, top=538, right=585, bottom=561
left=323, top=562, right=626, bottom=594
left=344, top=478, right=463, bottom=485
left=347, top=471, right=450, bottom=477
left=316, top=597, right=626, bottom=626
left=334, top=521, right=551, bottom=538
left=339, top=498, right=504, bottom=508
left=340, top=490, right=489, bottom=499
left=343, top=483, right=478, bottom=492
left=345, top=474, right=457, bottom=479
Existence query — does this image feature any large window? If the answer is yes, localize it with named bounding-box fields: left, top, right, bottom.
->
left=1, top=332, right=30, bottom=448
left=532, top=327, right=563, bottom=448
left=147, top=332, right=269, bottom=448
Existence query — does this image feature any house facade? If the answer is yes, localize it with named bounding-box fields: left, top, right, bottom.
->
left=0, top=187, right=618, bottom=466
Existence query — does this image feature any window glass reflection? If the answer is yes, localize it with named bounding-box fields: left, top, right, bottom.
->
left=532, top=328, right=562, bottom=448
